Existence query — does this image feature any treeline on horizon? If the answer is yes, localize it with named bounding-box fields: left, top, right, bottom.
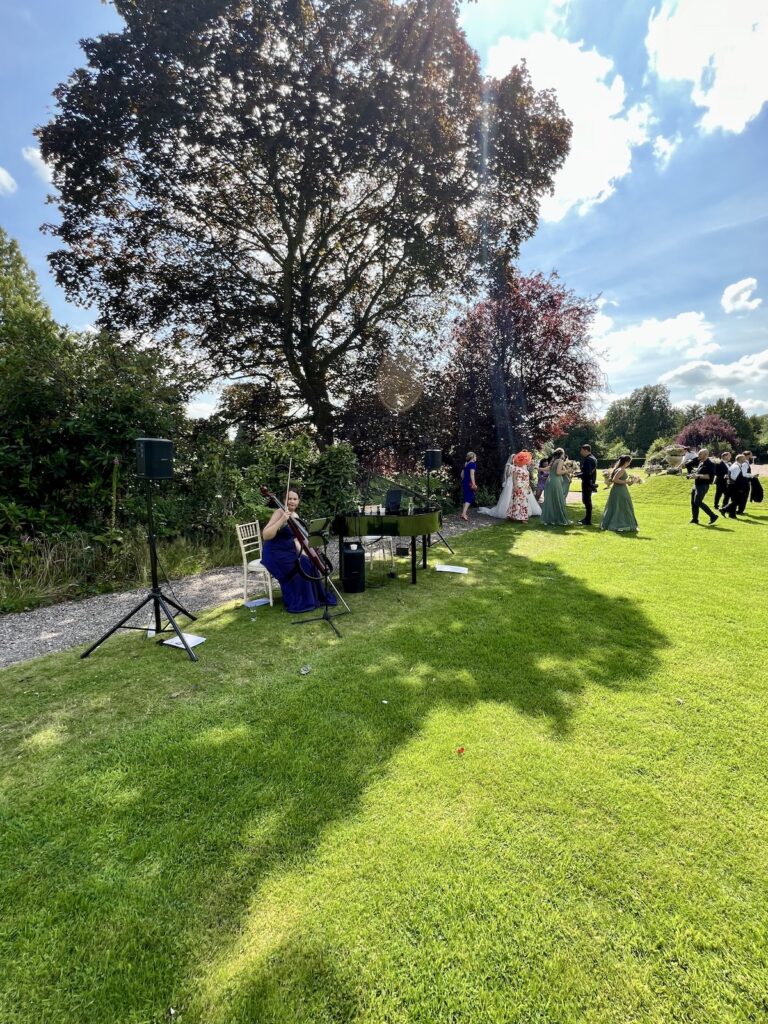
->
left=2, top=225, right=766, bottom=553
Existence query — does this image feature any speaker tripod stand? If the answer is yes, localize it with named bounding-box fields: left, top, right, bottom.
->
left=425, top=466, right=454, bottom=554
left=80, top=482, right=199, bottom=662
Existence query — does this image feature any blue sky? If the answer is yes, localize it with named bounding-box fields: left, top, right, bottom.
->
left=1, top=0, right=767, bottom=417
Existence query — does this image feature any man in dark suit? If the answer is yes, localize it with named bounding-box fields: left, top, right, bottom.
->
left=577, top=444, right=598, bottom=525
left=713, top=451, right=731, bottom=509
left=690, top=448, right=718, bottom=524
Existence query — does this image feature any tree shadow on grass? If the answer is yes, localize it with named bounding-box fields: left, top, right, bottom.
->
left=0, top=543, right=668, bottom=1023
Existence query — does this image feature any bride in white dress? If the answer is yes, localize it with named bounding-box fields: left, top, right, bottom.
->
left=480, top=454, right=541, bottom=518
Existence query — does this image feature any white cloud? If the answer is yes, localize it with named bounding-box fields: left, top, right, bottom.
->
left=592, top=310, right=718, bottom=375
left=721, top=277, right=761, bottom=314
left=0, top=166, right=18, bottom=196
left=659, top=348, right=768, bottom=390
left=486, top=32, right=651, bottom=221
left=646, top=0, right=768, bottom=133
left=21, top=146, right=53, bottom=185
left=694, top=386, right=735, bottom=403
left=741, top=398, right=768, bottom=414
left=459, top=0, right=563, bottom=39
left=652, top=133, right=682, bottom=169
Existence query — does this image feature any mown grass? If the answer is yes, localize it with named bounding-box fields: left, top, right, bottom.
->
left=1, top=476, right=767, bottom=1023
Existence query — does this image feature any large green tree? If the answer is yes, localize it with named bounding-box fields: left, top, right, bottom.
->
left=0, top=229, right=193, bottom=538
left=704, top=397, right=754, bottom=449
left=39, top=0, right=570, bottom=445
left=602, top=384, right=677, bottom=455
left=0, top=228, right=73, bottom=533
left=674, top=402, right=704, bottom=431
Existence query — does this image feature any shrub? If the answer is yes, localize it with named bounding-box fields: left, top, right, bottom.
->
left=239, top=435, right=358, bottom=521
left=676, top=416, right=740, bottom=451
left=644, top=436, right=675, bottom=465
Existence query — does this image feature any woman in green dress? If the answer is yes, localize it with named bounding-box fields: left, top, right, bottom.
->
left=561, top=460, right=572, bottom=498
left=541, top=447, right=571, bottom=526
left=600, top=456, right=639, bottom=532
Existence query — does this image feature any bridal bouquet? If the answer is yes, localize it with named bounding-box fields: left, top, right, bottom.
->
left=564, top=459, right=581, bottom=476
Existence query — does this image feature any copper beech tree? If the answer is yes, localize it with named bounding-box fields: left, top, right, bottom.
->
left=676, top=415, right=740, bottom=452
left=39, top=0, right=570, bottom=445
left=443, top=272, right=604, bottom=476
left=339, top=272, right=603, bottom=477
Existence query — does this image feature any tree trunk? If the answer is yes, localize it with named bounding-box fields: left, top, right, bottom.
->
left=490, top=357, right=514, bottom=475
left=303, top=368, right=335, bottom=448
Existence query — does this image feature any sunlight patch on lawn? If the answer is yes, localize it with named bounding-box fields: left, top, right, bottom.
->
left=22, top=723, right=65, bottom=750
left=194, top=724, right=252, bottom=748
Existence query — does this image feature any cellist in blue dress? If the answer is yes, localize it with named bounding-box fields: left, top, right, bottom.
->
left=261, top=489, right=337, bottom=613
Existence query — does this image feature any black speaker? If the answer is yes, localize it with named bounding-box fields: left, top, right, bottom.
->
left=136, top=438, right=174, bottom=480
left=340, top=543, right=366, bottom=593
left=424, top=449, right=442, bottom=470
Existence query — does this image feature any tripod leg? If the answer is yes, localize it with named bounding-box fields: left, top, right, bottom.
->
left=324, top=611, right=342, bottom=638
left=161, top=593, right=197, bottom=621
left=80, top=593, right=155, bottom=659
left=157, top=595, right=198, bottom=662
left=434, top=530, right=455, bottom=555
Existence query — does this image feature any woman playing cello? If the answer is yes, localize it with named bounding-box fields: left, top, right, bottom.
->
left=261, top=489, right=337, bottom=613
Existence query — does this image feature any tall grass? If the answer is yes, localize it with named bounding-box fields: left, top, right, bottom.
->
left=0, top=527, right=241, bottom=613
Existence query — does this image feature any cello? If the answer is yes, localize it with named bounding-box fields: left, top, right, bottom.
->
left=259, top=485, right=333, bottom=583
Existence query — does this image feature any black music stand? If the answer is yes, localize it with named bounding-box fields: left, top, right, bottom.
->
left=80, top=481, right=198, bottom=662
left=385, top=489, right=403, bottom=514
left=293, top=518, right=350, bottom=637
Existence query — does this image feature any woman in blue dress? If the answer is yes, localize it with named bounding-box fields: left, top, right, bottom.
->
left=261, top=490, right=337, bottom=613
left=460, top=451, right=477, bottom=521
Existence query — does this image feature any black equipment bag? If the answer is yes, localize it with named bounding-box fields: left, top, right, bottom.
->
left=750, top=476, right=764, bottom=503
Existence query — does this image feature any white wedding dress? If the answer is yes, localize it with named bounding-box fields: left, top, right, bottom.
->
left=480, top=464, right=541, bottom=518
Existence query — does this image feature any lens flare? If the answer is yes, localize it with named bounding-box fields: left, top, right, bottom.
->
left=375, top=352, right=424, bottom=414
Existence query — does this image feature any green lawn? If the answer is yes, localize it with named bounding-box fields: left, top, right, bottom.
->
left=1, top=477, right=767, bottom=1024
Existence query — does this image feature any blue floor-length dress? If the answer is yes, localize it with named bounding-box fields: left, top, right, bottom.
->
left=462, top=461, right=477, bottom=505
left=261, top=525, right=337, bottom=613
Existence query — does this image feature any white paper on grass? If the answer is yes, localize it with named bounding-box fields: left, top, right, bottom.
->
left=434, top=564, right=469, bottom=574
left=162, top=633, right=207, bottom=649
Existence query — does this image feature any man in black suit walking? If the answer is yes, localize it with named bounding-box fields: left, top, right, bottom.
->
left=713, top=451, right=731, bottom=509
left=577, top=444, right=598, bottom=525
left=690, top=448, right=719, bottom=525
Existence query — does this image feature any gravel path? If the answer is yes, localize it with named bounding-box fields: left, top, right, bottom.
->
left=0, top=513, right=497, bottom=669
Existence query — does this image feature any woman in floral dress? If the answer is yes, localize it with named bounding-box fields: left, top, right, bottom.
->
left=507, top=450, right=536, bottom=522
